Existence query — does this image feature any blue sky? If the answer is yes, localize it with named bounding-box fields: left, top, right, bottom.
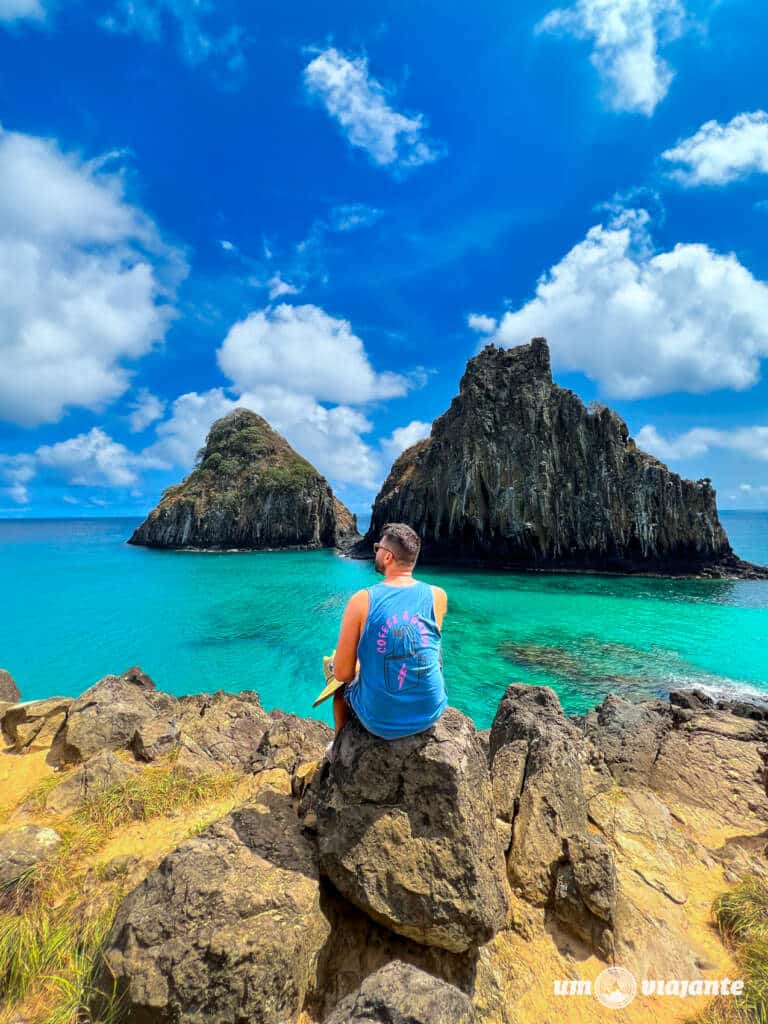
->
left=0, top=0, right=767, bottom=518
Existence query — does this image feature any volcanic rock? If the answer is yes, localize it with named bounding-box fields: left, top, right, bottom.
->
left=361, top=338, right=765, bottom=577
left=128, top=407, right=358, bottom=550
left=323, top=961, right=476, bottom=1024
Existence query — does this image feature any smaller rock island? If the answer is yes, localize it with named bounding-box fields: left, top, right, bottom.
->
left=128, top=408, right=358, bottom=551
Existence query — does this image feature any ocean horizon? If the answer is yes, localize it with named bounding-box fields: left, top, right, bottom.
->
left=2, top=510, right=766, bottom=729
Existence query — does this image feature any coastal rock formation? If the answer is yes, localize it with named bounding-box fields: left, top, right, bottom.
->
left=51, top=666, right=177, bottom=766
left=0, top=669, right=19, bottom=703
left=324, top=961, right=476, bottom=1024
left=489, top=684, right=618, bottom=957
left=4, top=670, right=768, bottom=1022
left=580, top=691, right=768, bottom=829
left=128, top=408, right=358, bottom=551
left=309, top=707, right=510, bottom=953
left=361, top=338, right=764, bottom=577
left=98, top=789, right=331, bottom=1024
left=2, top=696, right=73, bottom=753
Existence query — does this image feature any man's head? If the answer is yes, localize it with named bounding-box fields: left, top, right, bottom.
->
left=373, top=522, right=421, bottom=575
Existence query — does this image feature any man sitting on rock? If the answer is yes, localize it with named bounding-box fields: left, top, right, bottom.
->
left=330, top=522, right=448, bottom=740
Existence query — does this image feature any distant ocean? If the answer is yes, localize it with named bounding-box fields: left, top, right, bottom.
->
left=1, top=510, right=766, bottom=729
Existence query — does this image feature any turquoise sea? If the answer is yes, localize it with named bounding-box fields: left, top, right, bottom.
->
left=1, top=512, right=767, bottom=729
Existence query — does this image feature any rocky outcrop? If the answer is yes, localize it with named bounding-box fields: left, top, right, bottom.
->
left=2, top=696, right=73, bottom=752
left=309, top=707, right=509, bottom=953
left=360, top=338, right=766, bottom=577
left=98, top=788, right=331, bottom=1024
left=44, top=750, right=137, bottom=814
left=323, top=961, right=476, bottom=1024
left=0, top=824, right=62, bottom=886
left=580, top=691, right=768, bottom=828
left=5, top=667, right=768, bottom=1022
left=0, top=669, right=20, bottom=703
left=488, top=684, right=618, bottom=958
left=128, top=408, right=359, bottom=551
left=51, top=666, right=177, bottom=766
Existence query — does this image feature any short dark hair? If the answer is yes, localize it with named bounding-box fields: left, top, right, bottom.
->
left=380, top=522, right=421, bottom=566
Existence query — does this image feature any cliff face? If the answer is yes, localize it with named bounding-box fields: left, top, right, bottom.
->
left=364, top=338, right=762, bottom=576
left=129, top=408, right=358, bottom=550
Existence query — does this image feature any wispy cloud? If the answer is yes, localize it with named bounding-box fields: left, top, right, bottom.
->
left=536, top=0, right=687, bottom=115
left=101, top=0, right=248, bottom=84
left=303, top=47, right=442, bottom=171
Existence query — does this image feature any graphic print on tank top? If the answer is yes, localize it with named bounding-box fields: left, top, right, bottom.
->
left=377, top=609, right=432, bottom=695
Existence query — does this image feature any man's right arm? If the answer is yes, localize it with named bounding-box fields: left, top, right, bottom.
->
left=332, top=589, right=368, bottom=682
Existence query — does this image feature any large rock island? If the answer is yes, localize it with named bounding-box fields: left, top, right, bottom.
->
left=129, top=408, right=358, bottom=550
left=361, top=338, right=766, bottom=577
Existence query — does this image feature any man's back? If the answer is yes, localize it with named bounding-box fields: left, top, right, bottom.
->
left=347, top=579, right=447, bottom=739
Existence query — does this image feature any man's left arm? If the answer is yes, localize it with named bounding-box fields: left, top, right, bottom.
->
left=332, top=589, right=368, bottom=682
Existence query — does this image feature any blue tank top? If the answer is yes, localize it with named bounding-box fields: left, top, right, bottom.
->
left=348, top=580, right=448, bottom=740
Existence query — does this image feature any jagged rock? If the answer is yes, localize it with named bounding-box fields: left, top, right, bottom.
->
left=51, top=667, right=178, bottom=766
left=128, top=407, right=359, bottom=550
left=0, top=824, right=62, bottom=886
left=2, top=697, right=73, bottom=753
left=581, top=692, right=768, bottom=827
left=174, top=690, right=271, bottom=770
left=0, top=669, right=20, bottom=703
left=553, top=834, right=617, bottom=958
left=489, top=685, right=590, bottom=904
left=323, top=961, right=476, bottom=1024
left=579, top=693, right=673, bottom=785
left=254, top=709, right=333, bottom=776
left=45, top=751, right=136, bottom=814
left=489, top=739, right=528, bottom=824
left=359, top=338, right=765, bottom=578
left=311, top=707, right=509, bottom=953
left=97, top=789, right=330, bottom=1024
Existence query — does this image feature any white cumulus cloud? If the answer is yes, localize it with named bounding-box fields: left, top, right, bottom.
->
left=380, top=420, right=432, bottom=465
left=662, top=111, right=768, bottom=186
left=303, top=47, right=441, bottom=170
left=536, top=0, right=686, bottom=115
left=0, top=125, right=184, bottom=428
left=483, top=209, right=768, bottom=398
left=636, top=424, right=768, bottom=462
left=36, top=427, right=167, bottom=487
left=467, top=313, right=498, bottom=334
left=141, top=388, right=238, bottom=470
left=217, top=303, right=409, bottom=405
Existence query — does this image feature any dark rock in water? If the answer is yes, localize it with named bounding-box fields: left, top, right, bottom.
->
left=359, top=338, right=766, bottom=577
left=0, top=824, right=62, bottom=887
left=97, top=789, right=330, bottom=1024
left=309, top=707, right=509, bottom=953
left=128, top=407, right=359, bottom=550
left=0, top=669, right=20, bottom=703
left=323, top=961, right=476, bottom=1024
